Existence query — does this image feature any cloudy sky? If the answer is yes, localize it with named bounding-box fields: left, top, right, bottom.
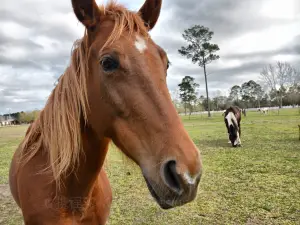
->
left=1, top=0, right=300, bottom=114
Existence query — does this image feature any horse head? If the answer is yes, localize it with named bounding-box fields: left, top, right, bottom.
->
left=224, top=107, right=241, bottom=147
left=70, top=0, right=203, bottom=209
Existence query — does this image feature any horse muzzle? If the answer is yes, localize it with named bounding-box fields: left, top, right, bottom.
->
left=142, top=160, right=202, bottom=209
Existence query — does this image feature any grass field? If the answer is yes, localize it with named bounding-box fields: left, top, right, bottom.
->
left=0, top=109, right=299, bottom=225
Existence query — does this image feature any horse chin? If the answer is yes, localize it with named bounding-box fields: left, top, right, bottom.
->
left=232, top=141, right=241, bottom=148
left=229, top=139, right=235, bottom=147
left=143, top=175, right=174, bottom=209
left=142, top=174, right=197, bottom=210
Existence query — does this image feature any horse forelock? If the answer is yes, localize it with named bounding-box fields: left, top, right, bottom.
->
left=98, top=1, right=150, bottom=51
left=18, top=2, right=154, bottom=188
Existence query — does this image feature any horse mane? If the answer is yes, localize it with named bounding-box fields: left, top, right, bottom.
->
left=18, top=1, right=150, bottom=188
left=18, top=38, right=90, bottom=186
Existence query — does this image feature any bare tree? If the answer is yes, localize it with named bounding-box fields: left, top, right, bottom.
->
left=287, top=66, right=300, bottom=86
left=277, top=61, right=300, bottom=87
left=260, top=61, right=299, bottom=108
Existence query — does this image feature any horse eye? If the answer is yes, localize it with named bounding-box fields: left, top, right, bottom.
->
left=100, top=55, right=119, bottom=72
left=167, top=60, right=171, bottom=70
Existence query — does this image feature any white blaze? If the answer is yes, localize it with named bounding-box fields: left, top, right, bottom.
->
left=135, top=35, right=147, bottom=53
left=234, top=131, right=241, bottom=146
left=225, top=112, right=235, bottom=126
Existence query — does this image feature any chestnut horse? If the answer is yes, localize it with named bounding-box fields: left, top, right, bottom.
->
left=224, top=106, right=242, bottom=147
left=9, top=0, right=202, bottom=224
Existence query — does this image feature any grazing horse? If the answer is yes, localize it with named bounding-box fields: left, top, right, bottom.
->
left=8, top=0, right=202, bottom=224
left=224, top=106, right=242, bottom=147
left=258, top=107, right=269, bottom=114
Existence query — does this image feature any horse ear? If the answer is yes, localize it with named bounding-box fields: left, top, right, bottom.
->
left=138, top=0, right=162, bottom=30
left=71, top=0, right=101, bottom=30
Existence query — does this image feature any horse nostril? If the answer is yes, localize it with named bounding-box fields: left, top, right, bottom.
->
left=162, top=160, right=182, bottom=194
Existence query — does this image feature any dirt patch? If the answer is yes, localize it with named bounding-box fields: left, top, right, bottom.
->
left=0, top=185, right=12, bottom=198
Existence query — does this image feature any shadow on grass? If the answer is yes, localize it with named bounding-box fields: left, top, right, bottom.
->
left=198, top=139, right=232, bottom=148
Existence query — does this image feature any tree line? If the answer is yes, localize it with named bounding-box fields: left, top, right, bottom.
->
left=174, top=60, right=300, bottom=115
left=1, top=110, right=40, bottom=123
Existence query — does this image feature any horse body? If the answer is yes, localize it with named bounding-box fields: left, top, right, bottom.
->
left=224, top=106, right=242, bottom=147
left=9, top=0, right=202, bottom=224
left=258, top=107, right=269, bottom=114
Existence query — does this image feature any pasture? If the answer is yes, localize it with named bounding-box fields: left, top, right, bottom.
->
left=0, top=108, right=299, bottom=225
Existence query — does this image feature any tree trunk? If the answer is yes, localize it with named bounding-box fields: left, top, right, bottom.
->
left=279, top=94, right=281, bottom=108
left=184, top=102, right=187, bottom=115
left=276, top=92, right=283, bottom=108
left=203, top=64, right=211, bottom=117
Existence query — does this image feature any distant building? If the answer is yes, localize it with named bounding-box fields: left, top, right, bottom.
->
left=0, top=115, right=20, bottom=126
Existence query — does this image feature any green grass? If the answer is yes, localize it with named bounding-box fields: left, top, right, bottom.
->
left=0, top=109, right=299, bottom=224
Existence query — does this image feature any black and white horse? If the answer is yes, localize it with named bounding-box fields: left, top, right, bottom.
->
left=224, top=106, right=242, bottom=147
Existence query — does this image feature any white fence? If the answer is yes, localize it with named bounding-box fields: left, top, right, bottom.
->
left=179, top=105, right=299, bottom=116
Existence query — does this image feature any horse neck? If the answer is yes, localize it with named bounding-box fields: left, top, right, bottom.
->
left=63, top=124, right=110, bottom=198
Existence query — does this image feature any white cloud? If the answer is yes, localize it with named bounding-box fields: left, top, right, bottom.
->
left=260, top=0, right=298, bottom=20
left=223, top=23, right=300, bottom=55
